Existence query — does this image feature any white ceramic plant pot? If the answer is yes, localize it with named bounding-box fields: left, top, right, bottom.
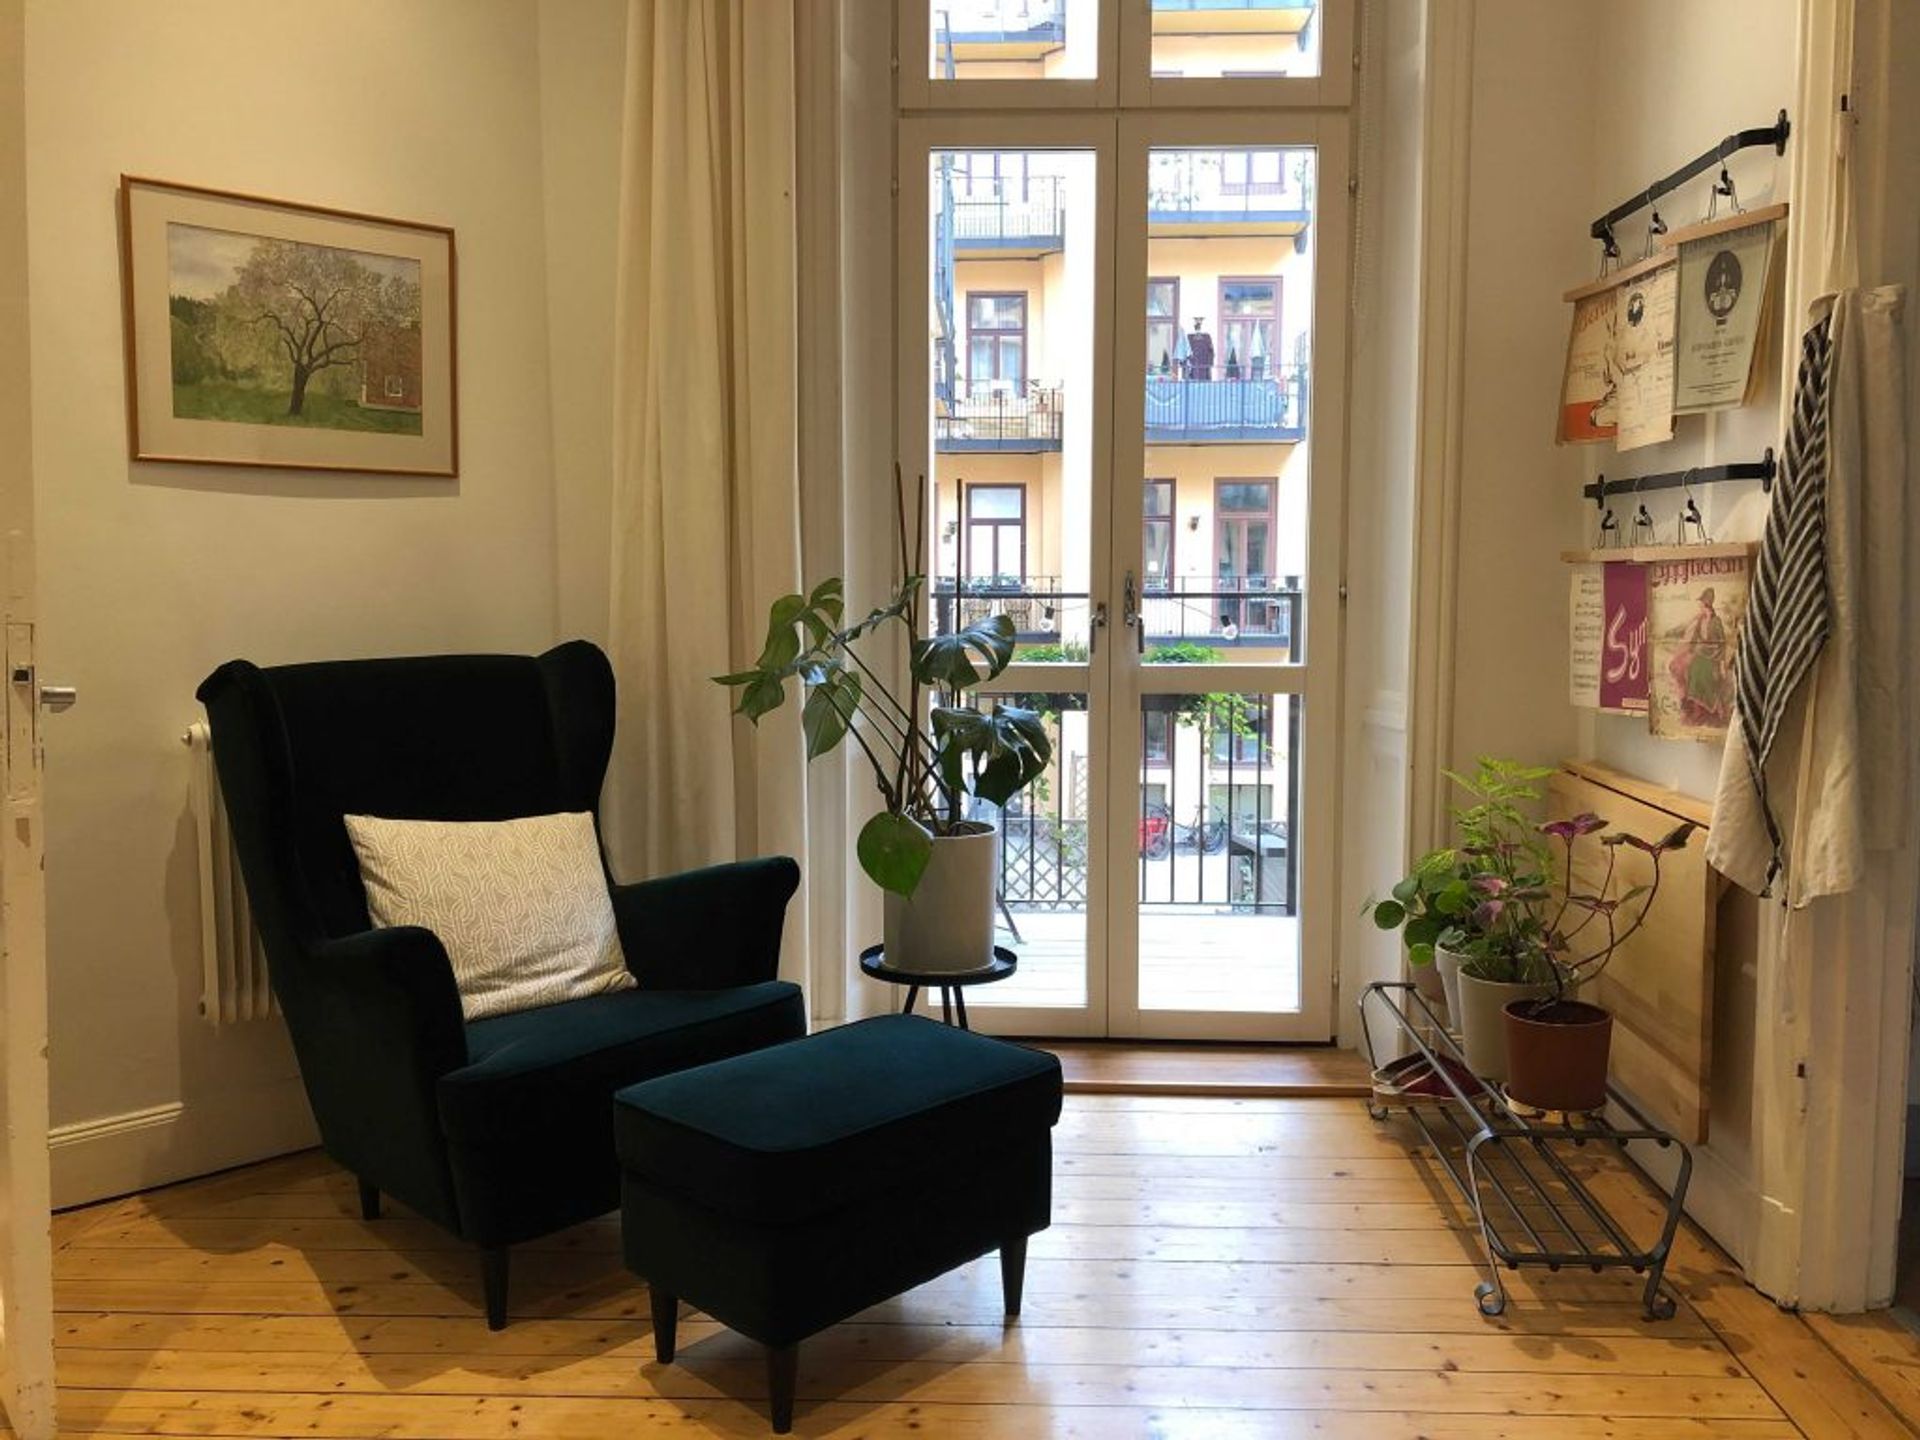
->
left=1455, top=970, right=1556, bottom=1082
left=1433, top=946, right=1467, bottom=1030
left=882, top=821, right=999, bottom=975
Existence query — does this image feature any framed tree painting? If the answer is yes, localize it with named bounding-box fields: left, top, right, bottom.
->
left=118, top=176, right=457, bottom=476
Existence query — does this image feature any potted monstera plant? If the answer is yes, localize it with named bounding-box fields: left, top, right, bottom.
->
left=716, top=477, right=1051, bottom=975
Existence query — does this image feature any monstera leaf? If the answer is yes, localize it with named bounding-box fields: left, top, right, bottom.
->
left=911, top=613, right=1015, bottom=691
left=857, top=811, right=934, bottom=897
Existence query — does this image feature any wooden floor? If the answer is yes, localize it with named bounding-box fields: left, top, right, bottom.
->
left=28, top=1094, right=1920, bottom=1439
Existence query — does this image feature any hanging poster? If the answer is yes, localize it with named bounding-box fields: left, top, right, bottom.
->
left=1569, top=565, right=1603, bottom=707
left=1673, top=213, right=1781, bottom=415
left=1599, top=561, right=1650, bottom=714
left=1557, top=287, right=1619, bottom=443
left=1614, top=259, right=1678, bottom=451
left=1648, top=551, right=1751, bottom=739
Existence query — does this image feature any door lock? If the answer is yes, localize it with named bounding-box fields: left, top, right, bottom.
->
left=1122, top=571, right=1145, bottom=653
left=1089, top=601, right=1109, bottom=655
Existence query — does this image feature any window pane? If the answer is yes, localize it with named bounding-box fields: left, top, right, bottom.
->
left=972, top=691, right=1089, bottom=1010
left=968, top=485, right=1024, bottom=520
left=930, top=0, right=1099, bottom=81
left=1146, top=279, right=1177, bottom=317
left=1138, top=693, right=1300, bottom=1013
left=1149, top=0, right=1322, bottom=81
left=1140, top=143, right=1313, bottom=665
left=929, top=148, right=1094, bottom=662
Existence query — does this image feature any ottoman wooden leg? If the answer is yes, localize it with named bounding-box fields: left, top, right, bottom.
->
left=481, top=1246, right=509, bottom=1332
left=767, top=1342, right=798, bottom=1433
left=649, top=1287, right=678, bottom=1363
left=1000, top=1234, right=1028, bottom=1316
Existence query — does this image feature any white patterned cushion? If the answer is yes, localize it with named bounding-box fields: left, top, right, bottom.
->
left=342, top=811, right=635, bottom=1022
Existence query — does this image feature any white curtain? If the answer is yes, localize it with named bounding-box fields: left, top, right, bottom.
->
left=606, top=0, right=809, bottom=983
left=606, top=1, right=896, bottom=1021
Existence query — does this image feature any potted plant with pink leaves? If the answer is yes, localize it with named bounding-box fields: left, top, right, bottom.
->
left=1501, top=811, right=1695, bottom=1113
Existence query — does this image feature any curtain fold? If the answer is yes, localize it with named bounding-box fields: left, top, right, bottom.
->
left=607, top=0, right=809, bottom=987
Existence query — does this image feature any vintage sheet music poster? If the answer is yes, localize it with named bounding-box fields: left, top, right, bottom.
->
left=1614, top=259, right=1678, bottom=450
left=1649, top=551, right=1751, bottom=738
left=1674, top=216, right=1780, bottom=414
left=1569, top=561, right=1649, bottom=713
left=1557, top=287, right=1619, bottom=443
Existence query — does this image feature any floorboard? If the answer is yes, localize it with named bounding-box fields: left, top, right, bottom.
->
left=36, top=1089, right=1919, bottom=1439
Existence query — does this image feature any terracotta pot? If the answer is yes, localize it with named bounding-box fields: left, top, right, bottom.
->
left=881, top=821, right=999, bottom=974
left=1454, top=970, right=1554, bottom=1081
left=1503, top=999, right=1613, bottom=1113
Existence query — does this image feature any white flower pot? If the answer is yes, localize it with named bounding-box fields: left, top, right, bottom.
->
left=1455, top=970, right=1556, bottom=1082
left=882, top=821, right=999, bottom=975
left=1433, top=946, right=1466, bottom=1030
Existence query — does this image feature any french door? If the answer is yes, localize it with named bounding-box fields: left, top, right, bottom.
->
left=898, top=43, right=1348, bottom=1043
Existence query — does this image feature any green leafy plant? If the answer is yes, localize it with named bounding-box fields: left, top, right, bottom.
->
left=714, top=471, right=1053, bottom=900
left=1369, top=758, right=1695, bottom=993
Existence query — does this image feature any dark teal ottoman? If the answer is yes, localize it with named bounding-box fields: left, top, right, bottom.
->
left=613, top=1013, right=1063, bottom=1432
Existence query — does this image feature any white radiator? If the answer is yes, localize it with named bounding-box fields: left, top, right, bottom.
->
left=184, top=721, right=276, bottom=1024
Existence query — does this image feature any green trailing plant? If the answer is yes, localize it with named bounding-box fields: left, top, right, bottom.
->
left=1368, top=757, right=1695, bottom=994
left=714, top=470, right=1053, bottom=900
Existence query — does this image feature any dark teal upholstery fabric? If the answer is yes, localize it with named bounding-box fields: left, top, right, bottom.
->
left=195, top=643, right=802, bottom=1254
left=615, top=1015, right=1063, bottom=1224
left=616, top=1015, right=1061, bottom=1348
left=443, top=982, right=805, bottom=1145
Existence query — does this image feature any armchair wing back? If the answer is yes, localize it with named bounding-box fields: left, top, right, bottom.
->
left=197, top=642, right=615, bottom=944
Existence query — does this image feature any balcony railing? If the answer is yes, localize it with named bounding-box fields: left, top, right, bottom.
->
left=942, top=174, right=1066, bottom=251
left=1143, top=368, right=1306, bottom=443
left=936, top=0, right=1067, bottom=46
left=1142, top=577, right=1300, bottom=653
left=1150, top=0, right=1313, bottom=13
left=1147, top=151, right=1313, bottom=220
left=937, top=381, right=1064, bottom=451
left=931, top=575, right=1300, bottom=653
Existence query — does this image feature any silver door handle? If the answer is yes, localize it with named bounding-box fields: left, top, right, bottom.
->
left=39, top=684, right=76, bottom=712
left=1123, top=571, right=1145, bottom=653
left=1089, top=601, right=1108, bottom=655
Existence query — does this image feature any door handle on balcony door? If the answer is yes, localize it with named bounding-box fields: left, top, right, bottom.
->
left=1089, top=602, right=1108, bottom=655
left=1122, top=571, right=1145, bottom=654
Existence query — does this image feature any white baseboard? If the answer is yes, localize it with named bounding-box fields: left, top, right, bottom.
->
left=50, top=1076, right=319, bottom=1209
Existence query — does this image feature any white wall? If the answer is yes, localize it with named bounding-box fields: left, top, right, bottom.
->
left=25, top=0, right=566, bottom=1203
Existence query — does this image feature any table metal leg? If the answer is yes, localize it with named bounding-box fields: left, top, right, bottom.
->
left=954, top=988, right=970, bottom=1030
left=901, top=985, right=918, bottom=1017
left=941, top=988, right=953, bottom=1024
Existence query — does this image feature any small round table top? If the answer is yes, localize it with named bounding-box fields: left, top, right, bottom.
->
left=859, top=944, right=1017, bottom=987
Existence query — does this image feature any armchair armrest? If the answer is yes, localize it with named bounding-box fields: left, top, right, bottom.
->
left=291, top=926, right=469, bottom=1226
left=610, top=856, right=800, bottom=990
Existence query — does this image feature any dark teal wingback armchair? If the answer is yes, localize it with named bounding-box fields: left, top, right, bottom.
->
left=196, top=641, right=803, bottom=1328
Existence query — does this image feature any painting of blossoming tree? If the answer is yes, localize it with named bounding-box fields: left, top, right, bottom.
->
left=166, top=224, right=424, bottom=435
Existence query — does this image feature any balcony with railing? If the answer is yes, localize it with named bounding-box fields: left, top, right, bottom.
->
left=942, top=173, right=1067, bottom=256
left=1144, top=364, right=1306, bottom=444
left=937, top=380, right=1064, bottom=452
left=931, top=574, right=1299, bottom=652
left=1147, top=149, right=1312, bottom=241
left=935, top=1, right=1067, bottom=68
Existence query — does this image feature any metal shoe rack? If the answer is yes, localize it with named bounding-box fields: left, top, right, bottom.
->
left=1359, top=981, right=1693, bottom=1320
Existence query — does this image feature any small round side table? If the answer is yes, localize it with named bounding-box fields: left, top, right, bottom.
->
left=859, top=944, right=1017, bottom=1031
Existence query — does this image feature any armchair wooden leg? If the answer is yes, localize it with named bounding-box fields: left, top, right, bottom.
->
left=481, top=1245, right=509, bottom=1332
left=649, top=1286, right=678, bottom=1363
left=1000, top=1233, right=1028, bottom=1316
left=767, top=1342, right=798, bottom=1434
left=357, top=1178, right=380, bottom=1222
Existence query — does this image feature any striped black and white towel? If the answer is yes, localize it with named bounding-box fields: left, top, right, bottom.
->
left=1736, top=313, right=1835, bottom=885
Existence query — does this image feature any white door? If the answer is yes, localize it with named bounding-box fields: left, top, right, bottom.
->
left=897, top=12, right=1350, bottom=1042
left=0, top=1, right=56, bottom=1434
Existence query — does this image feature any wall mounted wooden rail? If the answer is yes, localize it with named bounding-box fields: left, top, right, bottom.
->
left=1590, top=109, right=1791, bottom=254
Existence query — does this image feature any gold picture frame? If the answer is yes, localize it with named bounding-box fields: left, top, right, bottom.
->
left=118, top=175, right=458, bottom=477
